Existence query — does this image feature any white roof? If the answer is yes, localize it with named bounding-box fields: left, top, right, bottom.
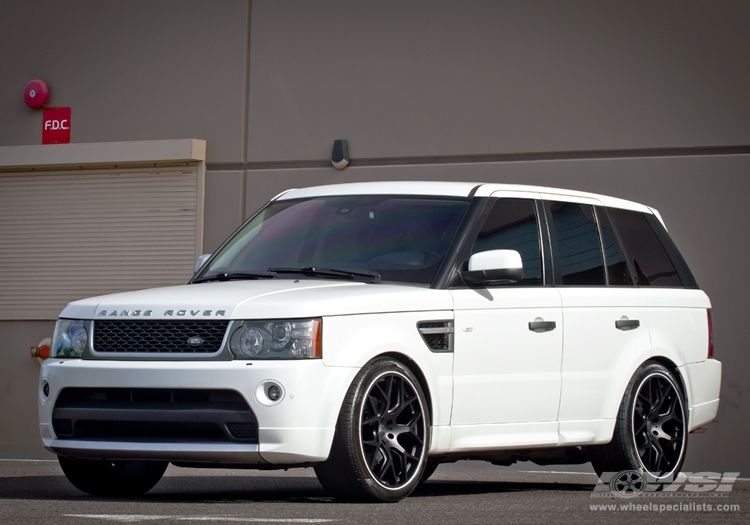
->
left=276, top=181, right=652, bottom=213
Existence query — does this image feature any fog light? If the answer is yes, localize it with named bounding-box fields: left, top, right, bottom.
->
left=255, top=380, right=285, bottom=406
left=268, top=385, right=281, bottom=401
left=42, top=381, right=49, bottom=398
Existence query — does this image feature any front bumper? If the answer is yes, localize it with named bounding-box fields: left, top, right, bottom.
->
left=39, top=359, right=357, bottom=465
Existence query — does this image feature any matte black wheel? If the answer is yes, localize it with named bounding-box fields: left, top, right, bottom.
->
left=315, top=358, right=430, bottom=502
left=58, top=457, right=168, bottom=496
left=589, top=361, right=687, bottom=481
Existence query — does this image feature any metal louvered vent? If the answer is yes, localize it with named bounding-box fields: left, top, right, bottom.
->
left=93, top=320, right=229, bottom=354
left=417, top=320, right=454, bottom=353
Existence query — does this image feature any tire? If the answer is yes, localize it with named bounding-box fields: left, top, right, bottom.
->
left=58, top=456, right=168, bottom=496
left=315, top=357, right=430, bottom=502
left=418, top=459, right=440, bottom=484
left=588, top=361, right=688, bottom=483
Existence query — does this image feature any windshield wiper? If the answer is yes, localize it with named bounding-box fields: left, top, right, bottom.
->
left=193, top=271, right=278, bottom=283
left=268, top=267, right=381, bottom=284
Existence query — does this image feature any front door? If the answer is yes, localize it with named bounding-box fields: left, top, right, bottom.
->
left=449, top=194, right=562, bottom=451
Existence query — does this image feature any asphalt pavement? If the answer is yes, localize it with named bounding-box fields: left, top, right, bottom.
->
left=1, top=459, right=747, bottom=525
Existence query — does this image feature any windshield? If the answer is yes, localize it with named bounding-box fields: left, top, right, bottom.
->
left=199, top=195, right=470, bottom=285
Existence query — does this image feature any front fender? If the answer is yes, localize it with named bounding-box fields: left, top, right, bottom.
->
left=322, top=311, right=454, bottom=429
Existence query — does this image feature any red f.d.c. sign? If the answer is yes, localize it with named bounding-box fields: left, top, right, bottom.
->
left=42, top=107, right=71, bottom=144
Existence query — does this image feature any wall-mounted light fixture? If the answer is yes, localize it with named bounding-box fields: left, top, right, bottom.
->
left=331, top=139, right=349, bottom=170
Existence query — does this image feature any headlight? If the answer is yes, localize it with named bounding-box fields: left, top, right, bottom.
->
left=51, top=319, right=88, bottom=358
left=229, top=319, right=321, bottom=359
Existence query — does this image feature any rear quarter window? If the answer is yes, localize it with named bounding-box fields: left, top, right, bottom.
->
left=605, top=208, right=682, bottom=287
left=595, top=207, right=634, bottom=286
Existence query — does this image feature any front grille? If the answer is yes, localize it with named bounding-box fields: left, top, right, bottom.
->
left=93, top=320, right=229, bottom=353
left=417, top=321, right=454, bottom=352
left=52, top=388, right=258, bottom=444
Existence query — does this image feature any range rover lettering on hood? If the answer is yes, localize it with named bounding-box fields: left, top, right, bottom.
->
left=97, top=309, right=227, bottom=317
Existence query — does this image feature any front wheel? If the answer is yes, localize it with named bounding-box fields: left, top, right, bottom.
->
left=589, top=361, right=687, bottom=482
left=315, top=358, right=430, bottom=502
left=58, top=457, right=168, bottom=496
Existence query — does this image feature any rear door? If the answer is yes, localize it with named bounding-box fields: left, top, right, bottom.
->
left=544, top=196, right=652, bottom=445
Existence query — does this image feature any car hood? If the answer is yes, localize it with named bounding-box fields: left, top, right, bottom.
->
left=60, top=279, right=453, bottom=320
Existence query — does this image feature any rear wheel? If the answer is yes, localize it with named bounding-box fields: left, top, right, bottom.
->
left=589, top=361, right=687, bottom=482
left=315, top=358, right=430, bottom=502
left=58, top=457, right=168, bottom=496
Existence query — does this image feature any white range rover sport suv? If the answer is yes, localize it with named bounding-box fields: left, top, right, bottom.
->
left=40, top=181, right=721, bottom=502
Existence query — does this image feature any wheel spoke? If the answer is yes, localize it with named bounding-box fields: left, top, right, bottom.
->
left=653, top=379, right=670, bottom=415
left=385, top=377, right=395, bottom=409
left=633, top=412, right=648, bottom=435
left=371, top=392, right=383, bottom=411
left=651, top=433, right=665, bottom=458
left=396, top=377, right=405, bottom=411
left=390, top=448, right=406, bottom=482
left=646, top=378, right=657, bottom=406
left=664, top=393, right=680, bottom=420
left=378, top=446, right=388, bottom=469
left=362, top=413, right=380, bottom=426
left=367, top=393, right=383, bottom=419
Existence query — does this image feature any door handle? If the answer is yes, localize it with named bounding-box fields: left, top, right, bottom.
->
left=615, top=319, right=640, bottom=331
left=529, top=321, right=556, bottom=333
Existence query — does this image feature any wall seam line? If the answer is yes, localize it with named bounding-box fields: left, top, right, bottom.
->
left=207, top=145, right=750, bottom=172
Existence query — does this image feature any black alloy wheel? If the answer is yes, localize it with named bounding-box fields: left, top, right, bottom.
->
left=315, top=358, right=429, bottom=502
left=631, top=371, right=686, bottom=475
left=359, top=371, right=426, bottom=488
left=588, top=361, right=687, bottom=482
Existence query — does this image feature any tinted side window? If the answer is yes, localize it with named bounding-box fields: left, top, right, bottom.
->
left=595, top=207, right=633, bottom=286
left=549, top=202, right=606, bottom=286
left=470, top=198, right=542, bottom=285
left=606, top=208, right=682, bottom=287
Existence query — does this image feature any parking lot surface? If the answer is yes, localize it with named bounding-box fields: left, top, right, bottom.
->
left=0, top=459, right=746, bottom=524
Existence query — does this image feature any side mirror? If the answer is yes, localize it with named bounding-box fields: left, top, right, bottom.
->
left=195, top=253, right=212, bottom=273
left=460, top=249, right=523, bottom=285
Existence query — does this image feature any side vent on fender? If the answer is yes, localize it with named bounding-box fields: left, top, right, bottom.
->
left=417, top=321, right=454, bottom=353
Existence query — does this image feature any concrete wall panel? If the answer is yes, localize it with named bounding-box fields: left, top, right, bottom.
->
left=204, top=171, right=245, bottom=253
left=248, top=0, right=750, bottom=162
